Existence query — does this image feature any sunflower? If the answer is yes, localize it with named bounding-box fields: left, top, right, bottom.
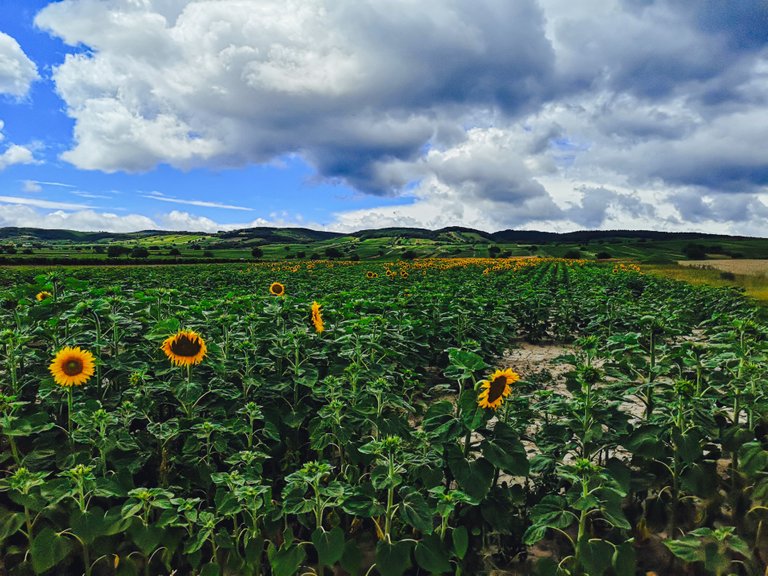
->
left=366, top=271, right=378, bottom=279
left=477, top=368, right=520, bottom=410
left=161, top=330, right=207, bottom=366
left=311, top=301, right=324, bottom=333
left=36, top=291, right=53, bottom=301
left=49, top=347, right=95, bottom=387
left=269, top=282, right=286, bottom=296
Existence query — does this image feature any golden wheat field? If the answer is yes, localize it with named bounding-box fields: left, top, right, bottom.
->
left=677, top=259, right=768, bottom=277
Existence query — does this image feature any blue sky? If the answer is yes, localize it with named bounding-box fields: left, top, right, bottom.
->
left=1, top=1, right=767, bottom=234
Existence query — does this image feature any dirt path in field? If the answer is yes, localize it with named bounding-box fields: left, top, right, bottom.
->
left=501, top=341, right=573, bottom=383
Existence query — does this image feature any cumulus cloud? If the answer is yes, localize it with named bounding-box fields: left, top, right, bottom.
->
left=0, top=31, right=38, bottom=97
left=35, top=0, right=553, bottom=181
left=30, top=0, right=768, bottom=232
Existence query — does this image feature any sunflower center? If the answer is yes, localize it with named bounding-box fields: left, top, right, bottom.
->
left=170, top=336, right=202, bottom=357
left=487, top=376, right=507, bottom=403
left=63, top=359, right=84, bottom=376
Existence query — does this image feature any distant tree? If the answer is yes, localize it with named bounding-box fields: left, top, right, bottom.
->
left=149, top=245, right=160, bottom=250
left=596, top=251, right=612, bottom=260
left=251, top=247, right=264, bottom=259
left=488, top=245, right=501, bottom=256
left=527, top=245, right=538, bottom=252
left=683, top=243, right=707, bottom=259
left=130, top=246, right=149, bottom=258
left=563, top=249, right=582, bottom=259
left=401, top=250, right=417, bottom=260
left=3, top=246, right=17, bottom=254
left=107, top=245, right=129, bottom=258
left=324, top=247, right=343, bottom=259
left=296, top=251, right=306, bottom=259
left=93, top=245, right=105, bottom=254
left=191, top=244, right=202, bottom=250
left=23, top=248, right=33, bottom=254
left=203, top=250, right=214, bottom=257
left=310, top=253, right=321, bottom=260
left=169, top=248, right=181, bottom=256
left=350, top=253, right=360, bottom=261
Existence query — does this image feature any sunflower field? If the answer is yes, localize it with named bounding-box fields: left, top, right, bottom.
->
left=0, top=258, right=767, bottom=576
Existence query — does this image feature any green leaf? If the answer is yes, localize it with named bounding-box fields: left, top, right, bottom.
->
left=71, top=506, right=108, bottom=544
left=445, top=444, right=493, bottom=501
left=200, top=563, right=221, bottom=576
left=452, top=526, right=468, bottom=560
left=312, top=527, right=345, bottom=568
left=340, top=539, right=362, bottom=575
left=481, top=434, right=529, bottom=476
left=31, top=527, right=73, bottom=574
left=415, top=534, right=452, bottom=574
left=375, top=540, right=413, bottom=576
left=445, top=349, right=487, bottom=380
left=458, top=390, right=488, bottom=430
left=342, top=484, right=384, bottom=517
left=612, top=542, right=636, bottom=575
left=739, top=442, right=768, bottom=477
left=665, top=535, right=704, bottom=563
left=578, top=539, right=613, bottom=576
left=130, top=521, right=167, bottom=556
left=267, top=542, right=307, bottom=576
left=0, top=509, right=24, bottom=543
left=399, top=487, right=433, bottom=534
left=145, top=318, right=181, bottom=341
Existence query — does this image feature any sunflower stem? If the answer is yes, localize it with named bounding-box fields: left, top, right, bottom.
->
left=67, top=387, right=74, bottom=442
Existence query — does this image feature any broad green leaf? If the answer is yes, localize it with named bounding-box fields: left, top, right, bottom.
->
left=31, top=527, right=73, bottom=574
left=0, top=510, right=24, bottom=542
left=452, top=526, right=468, bottom=560
left=399, top=487, right=433, bottom=534
left=312, top=527, right=345, bottom=568
left=375, top=540, right=413, bottom=576
left=414, top=534, right=452, bottom=574
left=267, top=542, right=307, bottom=576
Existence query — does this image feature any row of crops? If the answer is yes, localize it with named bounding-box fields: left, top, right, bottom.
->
left=0, top=258, right=766, bottom=575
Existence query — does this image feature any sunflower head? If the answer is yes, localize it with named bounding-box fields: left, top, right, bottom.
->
left=36, top=291, right=53, bottom=301
left=477, top=368, right=520, bottom=410
left=269, top=282, right=285, bottom=296
left=311, top=301, right=324, bottom=334
left=49, top=347, right=95, bottom=387
left=161, top=330, right=207, bottom=366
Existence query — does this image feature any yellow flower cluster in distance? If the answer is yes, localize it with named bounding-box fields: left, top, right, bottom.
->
left=613, top=263, right=641, bottom=273
left=49, top=347, right=95, bottom=387
left=477, top=368, right=520, bottom=410
left=36, top=291, right=53, bottom=301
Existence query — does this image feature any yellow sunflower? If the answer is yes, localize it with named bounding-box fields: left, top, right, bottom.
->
left=366, top=271, right=378, bottom=279
left=36, top=291, right=53, bottom=301
left=161, top=330, right=207, bottom=366
left=311, top=301, right=324, bottom=333
left=269, top=282, right=286, bottom=296
left=477, top=368, right=520, bottom=410
left=49, top=347, right=95, bottom=387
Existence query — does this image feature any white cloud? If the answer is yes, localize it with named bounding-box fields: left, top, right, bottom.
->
left=0, top=142, right=36, bottom=169
left=0, top=195, right=90, bottom=210
left=22, top=180, right=43, bottom=193
left=143, top=191, right=254, bottom=211
left=29, top=0, right=768, bottom=232
left=0, top=31, right=39, bottom=97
